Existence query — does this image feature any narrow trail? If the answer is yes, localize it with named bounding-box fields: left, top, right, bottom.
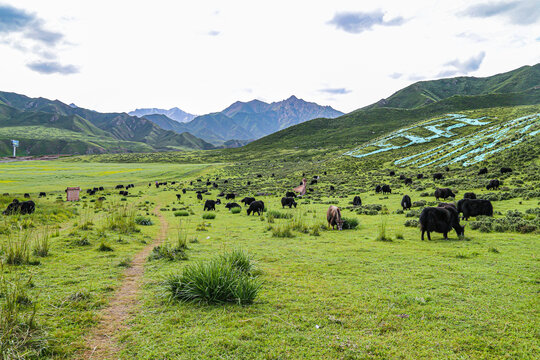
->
left=82, top=205, right=168, bottom=359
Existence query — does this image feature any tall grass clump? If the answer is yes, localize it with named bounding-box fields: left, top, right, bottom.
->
left=32, top=229, right=50, bottom=257
left=266, top=210, right=293, bottom=220
left=2, top=229, right=32, bottom=265
left=0, top=273, right=48, bottom=357
left=174, top=210, right=189, bottom=217
left=164, top=250, right=262, bottom=305
left=230, top=207, right=241, bottom=214
left=202, top=213, right=216, bottom=220
left=150, top=224, right=189, bottom=261
left=271, top=224, right=295, bottom=238
left=104, top=205, right=138, bottom=234
left=376, top=214, right=392, bottom=242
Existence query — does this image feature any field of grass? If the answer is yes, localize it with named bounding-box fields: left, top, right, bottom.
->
left=0, top=161, right=216, bottom=193
left=0, top=149, right=538, bottom=359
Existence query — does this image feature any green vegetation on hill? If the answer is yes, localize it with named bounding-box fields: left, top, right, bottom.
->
left=249, top=88, right=540, bottom=151
left=364, top=63, right=540, bottom=110
left=0, top=92, right=214, bottom=156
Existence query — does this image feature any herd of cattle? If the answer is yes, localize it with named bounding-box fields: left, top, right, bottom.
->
left=1, top=166, right=515, bottom=240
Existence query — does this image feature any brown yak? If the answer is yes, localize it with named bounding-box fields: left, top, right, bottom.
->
left=294, top=178, right=307, bottom=196
left=327, top=205, right=344, bottom=230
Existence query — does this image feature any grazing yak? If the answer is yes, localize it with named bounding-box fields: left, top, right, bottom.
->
left=438, top=202, right=457, bottom=210
left=486, top=179, right=500, bottom=190
left=3, top=199, right=35, bottom=215
left=401, top=195, right=412, bottom=210
left=39, top=192, right=46, bottom=197
left=247, top=200, right=264, bottom=216
left=417, top=173, right=424, bottom=179
left=197, top=193, right=203, bottom=201
left=352, top=196, right=362, bottom=206
left=119, top=191, right=129, bottom=196
left=281, top=197, right=297, bottom=208
left=310, top=179, right=318, bottom=185
left=444, top=167, right=450, bottom=172
left=478, top=167, right=488, bottom=175
left=241, top=197, right=256, bottom=206
left=375, top=185, right=382, bottom=193
left=463, top=192, right=477, bottom=200
left=182, top=189, right=187, bottom=194
left=382, top=185, right=391, bottom=194
left=24, top=193, right=30, bottom=199
left=225, top=193, right=236, bottom=200
left=329, top=185, right=335, bottom=191
left=419, top=206, right=464, bottom=240
left=285, top=191, right=296, bottom=198
left=457, top=199, right=493, bottom=220
left=98, top=197, right=106, bottom=201
left=115, top=185, right=124, bottom=189
left=434, top=188, right=455, bottom=200
left=389, top=171, right=395, bottom=176
left=225, top=202, right=240, bottom=210
left=433, top=173, right=444, bottom=180
left=218, top=192, right=225, bottom=197
left=500, top=167, right=512, bottom=174
left=327, top=205, right=344, bottom=230
left=204, top=200, right=219, bottom=211
left=176, top=194, right=181, bottom=200
left=404, top=178, right=413, bottom=185
left=399, top=174, right=406, bottom=180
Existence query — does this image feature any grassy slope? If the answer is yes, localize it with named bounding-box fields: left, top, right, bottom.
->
left=248, top=89, right=540, bottom=151
left=363, top=63, right=540, bottom=110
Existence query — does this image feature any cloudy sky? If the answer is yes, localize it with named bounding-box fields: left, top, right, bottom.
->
left=0, top=0, right=539, bottom=114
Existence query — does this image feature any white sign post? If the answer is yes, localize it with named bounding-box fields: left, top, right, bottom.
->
left=11, top=140, right=19, bottom=157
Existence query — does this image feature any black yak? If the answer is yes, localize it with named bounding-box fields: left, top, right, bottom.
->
left=419, top=207, right=464, bottom=240
left=457, top=199, right=493, bottom=220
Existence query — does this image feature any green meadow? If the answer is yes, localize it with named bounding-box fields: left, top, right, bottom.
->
left=0, top=149, right=538, bottom=359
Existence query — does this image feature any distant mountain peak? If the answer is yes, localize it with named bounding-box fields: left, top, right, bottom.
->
left=128, top=107, right=196, bottom=123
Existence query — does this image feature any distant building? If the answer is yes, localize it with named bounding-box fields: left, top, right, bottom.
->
left=66, top=187, right=80, bottom=201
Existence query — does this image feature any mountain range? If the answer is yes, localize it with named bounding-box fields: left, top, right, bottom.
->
left=0, top=92, right=214, bottom=156
left=132, top=96, right=344, bottom=145
left=129, top=107, right=196, bottom=123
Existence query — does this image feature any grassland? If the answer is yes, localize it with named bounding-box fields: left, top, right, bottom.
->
left=0, top=148, right=538, bottom=359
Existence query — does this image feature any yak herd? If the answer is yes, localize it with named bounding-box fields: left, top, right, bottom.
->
left=1, top=166, right=512, bottom=241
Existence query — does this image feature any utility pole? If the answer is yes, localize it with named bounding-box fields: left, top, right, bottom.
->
left=11, top=140, right=19, bottom=157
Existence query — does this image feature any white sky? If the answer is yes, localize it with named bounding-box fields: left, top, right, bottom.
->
left=0, top=0, right=539, bottom=114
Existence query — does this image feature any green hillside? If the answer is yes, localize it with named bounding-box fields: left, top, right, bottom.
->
left=248, top=88, right=540, bottom=151
left=364, top=63, right=540, bottom=110
left=0, top=92, right=214, bottom=155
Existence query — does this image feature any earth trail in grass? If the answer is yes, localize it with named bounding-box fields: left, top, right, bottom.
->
left=82, top=204, right=169, bottom=359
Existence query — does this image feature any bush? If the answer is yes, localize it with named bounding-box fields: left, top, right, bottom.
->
left=231, top=207, right=241, bottom=214
left=202, top=213, right=216, bottom=220
left=164, top=252, right=262, bottom=305
left=97, top=242, right=113, bottom=252
left=404, top=219, right=419, bottom=227
left=271, top=224, right=295, bottom=238
left=174, top=210, right=189, bottom=217
left=341, top=217, right=359, bottom=230
left=135, top=216, right=153, bottom=226
left=266, top=210, right=293, bottom=219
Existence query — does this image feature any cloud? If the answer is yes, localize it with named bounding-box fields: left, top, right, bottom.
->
left=327, top=10, right=406, bottom=34
left=0, top=4, right=77, bottom=74
left=456, top=32, right=487, bottom=42
left=207, top=30, right=220, bottom=36
left=444, top=51, right=486, bottom=74
left=26, top=61, right=79, bottom=75
left=407, top=74, right=426, bottom=81
left=461, top=0, right=540, bottom=25
left=389, top=72, right=402, bottom=79
left=319, top=87, right=352, bottom=95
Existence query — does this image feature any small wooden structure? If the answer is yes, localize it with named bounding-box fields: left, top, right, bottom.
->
left=65, top=187, right=80, bottom=201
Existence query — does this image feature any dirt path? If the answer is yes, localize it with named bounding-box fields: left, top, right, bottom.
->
left=82, top=206, right=168, bottom=359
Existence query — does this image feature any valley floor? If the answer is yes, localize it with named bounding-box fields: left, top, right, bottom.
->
left=0, top=160, right=538, bottom=359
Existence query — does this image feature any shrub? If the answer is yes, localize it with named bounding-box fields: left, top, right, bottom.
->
left=404, top=219, right=419, bottom=228
left=231, top=207, right=241, bottom=214
left=341, top=217, right=359, bottom=230
left=32, top=231, right=50, bottom=258
left=174, top=210, right=189, bottom=217
left=271, top=224, right=295, bottom=238
left=97, top=242, right=113, bottom=252
left=376, top=215, right=392, bottom=241
left=135, top=216, right=153, bottom=226
left=164, top=253, right=262, bottom=305
left=2, top=230, right=31, bottom=265
left=105, top=205, right=138, bottom=234
left=266, top=210, right=293, bottom=219
left=202, top=213, right=216, bottom=220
